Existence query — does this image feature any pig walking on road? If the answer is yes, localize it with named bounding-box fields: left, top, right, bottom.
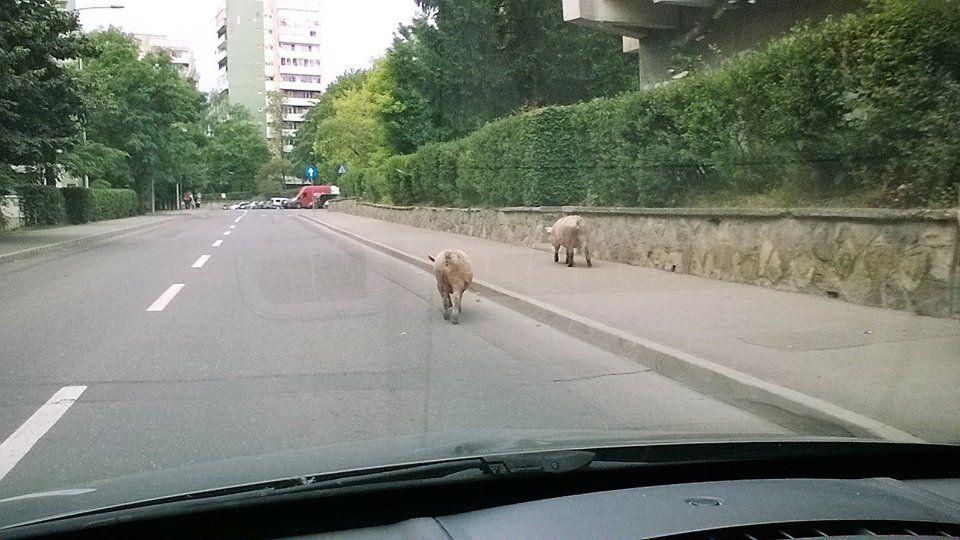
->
left=428, top=249, right=474, bottom=324
left=546, top=215, right=592, bottom=267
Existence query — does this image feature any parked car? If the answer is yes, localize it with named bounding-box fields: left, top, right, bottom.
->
left=271, top=197, right=289, bottom=208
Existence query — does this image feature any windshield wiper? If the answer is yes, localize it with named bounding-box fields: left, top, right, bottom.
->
left=270, top=449, right=597, bottom=495
left=3, top=449, right=597, bottom=532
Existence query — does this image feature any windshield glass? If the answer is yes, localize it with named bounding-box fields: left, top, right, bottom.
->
left=1, top=0, right=958, bottom=527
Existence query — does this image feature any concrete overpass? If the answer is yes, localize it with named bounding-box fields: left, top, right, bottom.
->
left=562, top=0, right=865, bottom=85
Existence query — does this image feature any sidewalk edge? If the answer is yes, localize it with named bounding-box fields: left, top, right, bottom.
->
left=0, top=216, right=179, bottom=264
left=299, top=212, right=923, bottom=443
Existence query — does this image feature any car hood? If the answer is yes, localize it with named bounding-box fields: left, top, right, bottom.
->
left=0, top=429, right=867, bottom=529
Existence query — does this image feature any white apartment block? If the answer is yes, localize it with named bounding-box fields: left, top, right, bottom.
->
left=133, top=33, right=197, bottom=81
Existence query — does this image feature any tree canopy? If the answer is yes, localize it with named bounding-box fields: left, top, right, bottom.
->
left=387, top=0, right=636, bottom=140
left=73, top=29, right=207, bottom=207
left=309, top=0, right=637, bottom=195
left=204, top=104, right=271, bottom=194
left=0, top=0, right=85, bottom=182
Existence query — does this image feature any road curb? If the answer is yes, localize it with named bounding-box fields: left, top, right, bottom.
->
left=299, top=212, right=923, bottom=443
left=0, top=216, right=179, bottom=265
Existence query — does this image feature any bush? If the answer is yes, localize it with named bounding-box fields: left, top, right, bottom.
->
left=61, top=187, right=93, bottom=224
left=89, top=189, right=139, bottom=221
left=17, top=185, right=65, bottom=226
left=411, top=141, right=461, bottom=205
left=363, top=0, right=960, bottom=208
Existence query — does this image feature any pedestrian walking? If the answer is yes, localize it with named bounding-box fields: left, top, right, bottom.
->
left=183, top=192, right=192, bottom=210
left=195, top=192, right=202, bottom=209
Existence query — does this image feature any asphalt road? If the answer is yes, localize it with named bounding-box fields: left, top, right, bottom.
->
left=0, top=209, right=787, bottom=499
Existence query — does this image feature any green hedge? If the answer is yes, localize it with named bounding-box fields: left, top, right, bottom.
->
left=17, top=185, right=65, bottom=227
left=357, top=0, right=960, bottom=208
left=89, top=188, right=139, bottom=221
left=13, top=186, right=139, bottom=228
left=61, top=187, right=93, bottom=224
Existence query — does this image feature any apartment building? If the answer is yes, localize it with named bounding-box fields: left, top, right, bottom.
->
left=133, top=33, right=197, bottom=80
left=216, top=0, right=321, bottom=150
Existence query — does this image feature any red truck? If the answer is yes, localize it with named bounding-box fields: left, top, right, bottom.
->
left=287, top=185, right=340, bottom=209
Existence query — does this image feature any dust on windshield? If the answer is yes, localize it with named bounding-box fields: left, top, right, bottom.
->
left=0, top=0, right=958, bottom=517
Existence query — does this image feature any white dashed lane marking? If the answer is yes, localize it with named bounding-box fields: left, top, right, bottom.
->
left=0, top=386, right=87, bottom=484
left=223, top=231, right=231, bottom=236
left=191, top=255, right=211, bottom=268
left=212, top=240, right=223, bottom=247
left=230, top=225, right=236, bottom=229
left=147, top=284, right=185, bottom=312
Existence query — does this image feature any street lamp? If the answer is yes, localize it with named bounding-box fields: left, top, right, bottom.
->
left=72, top=4, right=124, bottom=190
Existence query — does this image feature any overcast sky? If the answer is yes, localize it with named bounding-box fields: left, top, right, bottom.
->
left=75, top=0, right=420, bottom=91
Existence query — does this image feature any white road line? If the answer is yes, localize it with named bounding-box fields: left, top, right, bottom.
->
left=223, top=231, right=231, bottom=236
left=212, top=240, right=223, bottom=247
left=191, top=255, right=211, bottom=268
left=234, top=216, right=243, bottom=223
left=230, top=225, right=236, bottom=229
left=147, top=284, right=185, bottom=312
left=0, top=386, right=87, bottom=483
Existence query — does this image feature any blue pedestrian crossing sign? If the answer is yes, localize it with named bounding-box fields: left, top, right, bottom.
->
left=305, top=165, right=318, bottom=181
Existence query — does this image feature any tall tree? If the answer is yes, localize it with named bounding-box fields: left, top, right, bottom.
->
left=79, top=29, right=207, bottom=209
left=314, top=63, right=392, bottom=177
left=204, top=104, right=271, bottom=193
left=399, top=0, right=635, bottom=139
left=380, top=23, right=452, bottom=154
left=0, top=0, right=85, bottom=184
left=289, top=105, right=321, bottom=175
left=264, top=90, right=289, bottom=190
left=310, top=69, right=371, bottom=176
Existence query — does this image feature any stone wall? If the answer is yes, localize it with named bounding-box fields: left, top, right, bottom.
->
left=327, top=199, right=960, bottom=318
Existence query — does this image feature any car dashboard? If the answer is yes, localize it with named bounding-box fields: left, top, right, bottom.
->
left=300, top=477, right=960, bottom=539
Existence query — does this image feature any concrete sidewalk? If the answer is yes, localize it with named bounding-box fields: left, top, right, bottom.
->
left=302, top=209, right=960, bottom=443
left=0, top=213, right=181, bottom=263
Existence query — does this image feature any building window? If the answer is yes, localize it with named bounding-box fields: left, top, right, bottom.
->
left=309, top=30, right=316, bottom=36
